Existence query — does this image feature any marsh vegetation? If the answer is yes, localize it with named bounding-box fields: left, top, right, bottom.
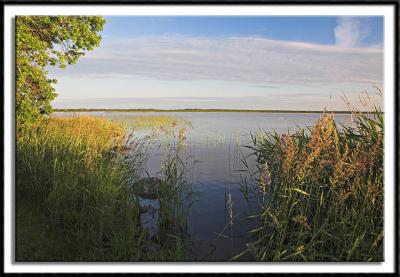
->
left=16, top=116, right=193, bottom=261
left=238, top=110, right=383, bottom=261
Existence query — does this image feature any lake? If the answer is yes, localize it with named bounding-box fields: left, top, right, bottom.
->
left=54, top=111, right=352, bottom=261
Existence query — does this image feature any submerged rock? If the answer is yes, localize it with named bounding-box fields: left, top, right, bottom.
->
left=139, top=198, right=160, bottom=237
left=137, top=177, right=163, bottom=199
left=133, top=176, right=189, bottom=244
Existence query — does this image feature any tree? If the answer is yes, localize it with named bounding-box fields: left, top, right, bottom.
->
left=16, top=16, right=106, bottom=131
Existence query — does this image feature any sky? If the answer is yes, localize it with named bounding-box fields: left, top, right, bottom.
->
left=49, top=16, right=384, bottom=110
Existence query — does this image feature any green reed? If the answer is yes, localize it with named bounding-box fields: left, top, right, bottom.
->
left=239, top=105, right=383, bottom=262
left=155, top=129, right=196, bottom=261
left=16, top=116, right=148, bottom=261
left=16, top=116, right=194, bottom=261
left=111, top=115, right=189, bottom=130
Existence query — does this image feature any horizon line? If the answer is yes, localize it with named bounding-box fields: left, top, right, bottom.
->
left=53, top=108, right=378, bottom=114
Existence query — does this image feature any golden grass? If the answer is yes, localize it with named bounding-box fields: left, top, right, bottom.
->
left=17, top=115, right=193, bottom=261
left=30, top=116, right=127, bottom=164
left=113, top=115, right=188, bottom=129
left=16, top=115, right=142, bottom=261
left=45, top=115, right=125, bottom=147
left=242, top=108, right=384, bottom=261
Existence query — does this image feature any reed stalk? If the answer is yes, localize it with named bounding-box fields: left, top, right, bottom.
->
left=241, top=101, right=383, bottom=261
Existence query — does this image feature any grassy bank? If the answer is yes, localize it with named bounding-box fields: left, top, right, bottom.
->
left=16, top=116, right=190, bottom=261
left=16, top=116, right=145, bottom=261
left=241, top=108, right=383, bottom=261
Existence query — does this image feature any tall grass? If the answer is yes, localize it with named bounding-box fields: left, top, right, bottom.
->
left=141, top=129, right=195, bottom=261
left=16, top=116, right=149, bottom=261
left=112, top=115, right=189, bottom=130
left=241, top=106, right=383, bottom=261
left=18, top=115, right=196, bottom=261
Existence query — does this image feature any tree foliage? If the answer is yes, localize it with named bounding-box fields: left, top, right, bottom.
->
left=16, top=16, right=106, bottom=131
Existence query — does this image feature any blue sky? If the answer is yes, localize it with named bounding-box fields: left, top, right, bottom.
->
left=50, top=16, right=384, bottom=110
left=101, top=16, right=383, bottom=46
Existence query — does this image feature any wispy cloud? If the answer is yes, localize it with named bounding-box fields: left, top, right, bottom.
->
left=53, top=34, right=383, bottom=86
left=334, top=17, right=372, bottom=48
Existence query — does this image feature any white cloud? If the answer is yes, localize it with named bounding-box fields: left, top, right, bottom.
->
left=334, top=17, right=372, bottom=48
left=52, top=34, right=383, bottom=86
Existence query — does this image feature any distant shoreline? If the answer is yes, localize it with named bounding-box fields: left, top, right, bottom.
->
left=54, top=108, right=375, bottom=114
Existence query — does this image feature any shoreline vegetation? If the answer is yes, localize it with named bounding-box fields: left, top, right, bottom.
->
left=110, top=115, right=190, bottom=129
left=53, top=108, right=376, bottom=114
left=237, top=107, right=383, bottom=261
left=16, top=116, right=191, bottom=261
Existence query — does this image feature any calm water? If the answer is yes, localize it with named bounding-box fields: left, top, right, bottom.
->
left=54, top=111, right=352, bottom=261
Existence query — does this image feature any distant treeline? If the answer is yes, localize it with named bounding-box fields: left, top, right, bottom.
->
left=54, top=108, right=376, bottom=114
